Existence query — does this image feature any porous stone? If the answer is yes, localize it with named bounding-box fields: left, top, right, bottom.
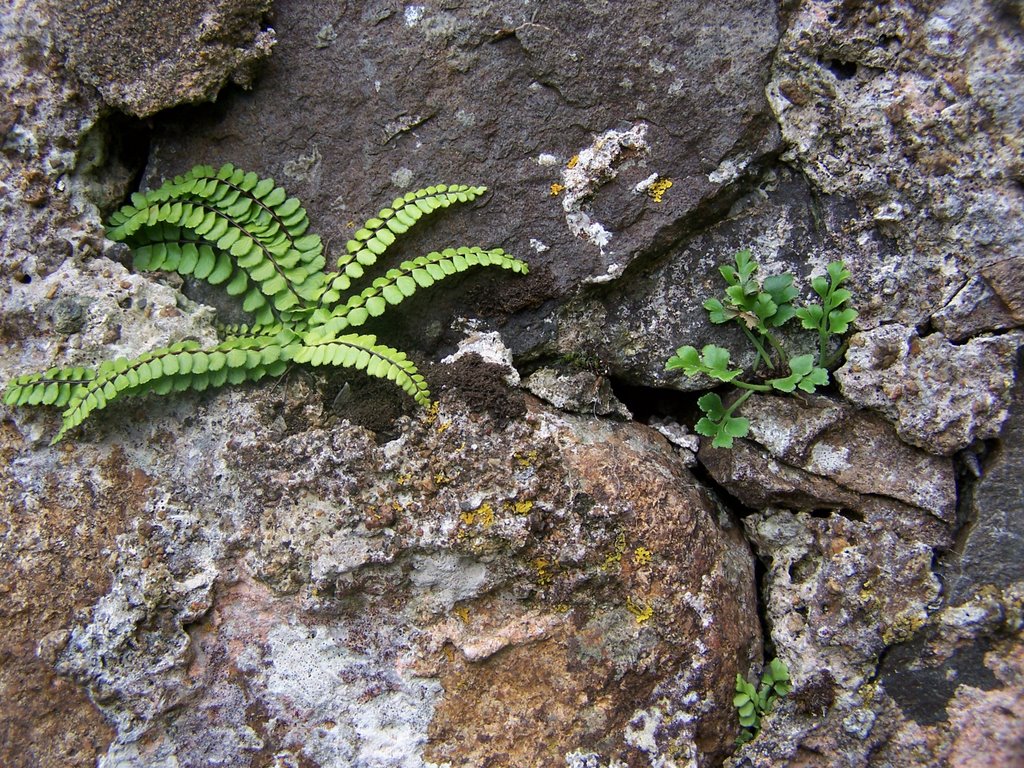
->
left=701, top=394, right=956, bottom=694
left=836, top=324, right=1021, bottom=455
left=30, top=392, right=762, bottom=767
left=48, top=0, right=276, bottom=118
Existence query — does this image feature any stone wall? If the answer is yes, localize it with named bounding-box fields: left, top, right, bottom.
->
left=0, top=1, right=1021, bottom=766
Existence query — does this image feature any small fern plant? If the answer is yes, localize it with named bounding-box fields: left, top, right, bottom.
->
left=3, top=163, right=528, bottom=443
left=734, top=658, right=791, bottom=745
left=666, top=250, right=856, bottom=449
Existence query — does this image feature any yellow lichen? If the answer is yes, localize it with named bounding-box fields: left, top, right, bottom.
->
left=567, top=154, right=579, bottom=169
left=514, top=450, right=538, bottom=468
left=550, top=182, right=565, bottom=196
left=433, top=470, right=452, bottom=486
left=504, top=499, right=534, bottom=516
left=461, top=502, right=495, bottom=528
left=533, top=557, right=554, bottom=586
left=633, top=546, right=653, bottom=566
left=647, top=177, right=673, bottom=203
left=423, top=401, right=441, bottom=425
left=514, top=499, right=534, bottom=515
left=602, top=532, right=628, bottom=571
left=454, top=605, right=471, bottom=624
left=626, top=596, right=654, bottom=625
left=437, top=419, right=452, bottom=434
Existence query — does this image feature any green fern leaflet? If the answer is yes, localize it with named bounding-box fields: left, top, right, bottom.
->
left=4, top=163, right=529, bottom=443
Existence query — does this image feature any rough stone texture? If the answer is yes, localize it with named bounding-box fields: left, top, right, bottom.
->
left=2, top=0, right=1024, bottom=766
left=768, top=0, right=1024, bottom=333
left=145, top=0, right=782, bottom=324
left=701, top=394, right=956, bottom=690
left=727, top=585, right=1024, bottom=768
left=942, top=366, right=1024, bottom=603
left=49, top=0, right=276, bottom=118
left=9, top=382, right=760, bottom=766
left=836, top=324, right=1021, bottom=455
left=524, top=366, right=632, bottom=419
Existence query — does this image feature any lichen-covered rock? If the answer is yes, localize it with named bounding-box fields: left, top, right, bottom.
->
left=27, top=390, right=761, bottom=766
left=728, top=585, right=1024, bottom=768
left=836, top=324, right=1021, bottom=455
left=48, top=0, right=276, bottom=118
left=767, top=0, right=1024, bottom=334
left=699, top=394, right=956, bottom=691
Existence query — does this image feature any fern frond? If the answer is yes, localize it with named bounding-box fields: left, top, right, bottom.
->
left=4, top=365, right=96, bottom=408
left=291, top=333, right=431, bottom=406
left=107, top=163, right=328, bottom=326
left=309, top=246, right=528, bottom=335
left=318, top=184, right=488, bottom=305
left=49, top=334, right=290, bottom=444
left=7, top=166, right=526, bottom=443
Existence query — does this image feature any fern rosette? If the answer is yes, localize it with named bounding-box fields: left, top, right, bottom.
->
left=4, top=164, right=529, bottom=443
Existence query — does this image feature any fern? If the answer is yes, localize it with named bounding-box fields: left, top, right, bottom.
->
left=4, top=164, right=529, bottom=443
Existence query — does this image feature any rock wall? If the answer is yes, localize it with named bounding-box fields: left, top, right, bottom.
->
left=0, top=0, right=1021, bottom=766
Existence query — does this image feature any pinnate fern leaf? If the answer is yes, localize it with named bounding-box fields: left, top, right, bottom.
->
left=5, top=164, right=528, bottom=442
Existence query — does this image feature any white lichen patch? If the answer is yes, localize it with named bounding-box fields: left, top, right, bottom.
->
left=807, top=443, right=852, bottom=475
left=403, top=5, right=426, bottom=26
left=408, top=551, right=488, bottom=611
left=391, top=166, right=415, bottom=188
left=556, top=123, right=650, bottom=255
left=707, top=154, right=752, bottom=185
left=265, top=621, right=441, bottom=767
left=529, top=238, right=550, bottom=253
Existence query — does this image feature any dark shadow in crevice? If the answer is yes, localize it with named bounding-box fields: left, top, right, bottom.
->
left=824, top=59, right=858, bottom=80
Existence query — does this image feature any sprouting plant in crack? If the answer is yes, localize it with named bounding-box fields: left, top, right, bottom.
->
left=734, top=657, right=791, bottom=745
left=665, top=250, right=856, bottom=449
left=3, top=163, right=529, bottom=443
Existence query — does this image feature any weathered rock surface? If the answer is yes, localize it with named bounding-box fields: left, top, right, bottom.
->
left=836, top=324, right=1021, bottom=455
left=702, top=395, right=956, bottom=687
left=8, top=377, right=760, bottom=766
left=2, top=0, right=1024, bottom=766
left=145, top=0, right=782, bottom=326
left=943, top=367, right=1024, bottom=603
left=49, top=0, right=276, bottom=118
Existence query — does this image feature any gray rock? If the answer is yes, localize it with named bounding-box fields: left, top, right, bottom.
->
left=836, top=325, right=1021, bottom=455
left=700, top=393, right=957, bottom=532
left=942, top=367, right=1024, bottom=602
left=523, top=367, right=632, bottom=419
left=48, top=0, right=276, bottom=118
left=144, top=0, right=782, bottom=329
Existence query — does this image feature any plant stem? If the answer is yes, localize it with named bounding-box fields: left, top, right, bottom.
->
left=817, top=323, right=830, bottom=367
left=723, top=389, right=756, bottom=420
left=762, top=330, right=788, bottom=366
left=741, top=326, right=773, bottom=370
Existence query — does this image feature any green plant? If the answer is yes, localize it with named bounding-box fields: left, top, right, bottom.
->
left=665, top=250, right=856, bottom=448
left=4, top=163, right=528, bottom=443
left=734, top=658, right=792, bottom=745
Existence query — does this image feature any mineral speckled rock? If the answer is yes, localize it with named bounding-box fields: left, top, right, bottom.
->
left=942, top=370, right=1024, bottom=603
left=145, top=0, right=782, bottom=319
left=836, top=324, right=1021, bottom=455
left=39, top=393, right=761, bottom=766
left=3, top=0, right=1024, bottom=764
left=48, top=0, right=276, bottom=118
left=700, top=394, right=956, bottom=693
left=768, top=0, right=1024, bottom=332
